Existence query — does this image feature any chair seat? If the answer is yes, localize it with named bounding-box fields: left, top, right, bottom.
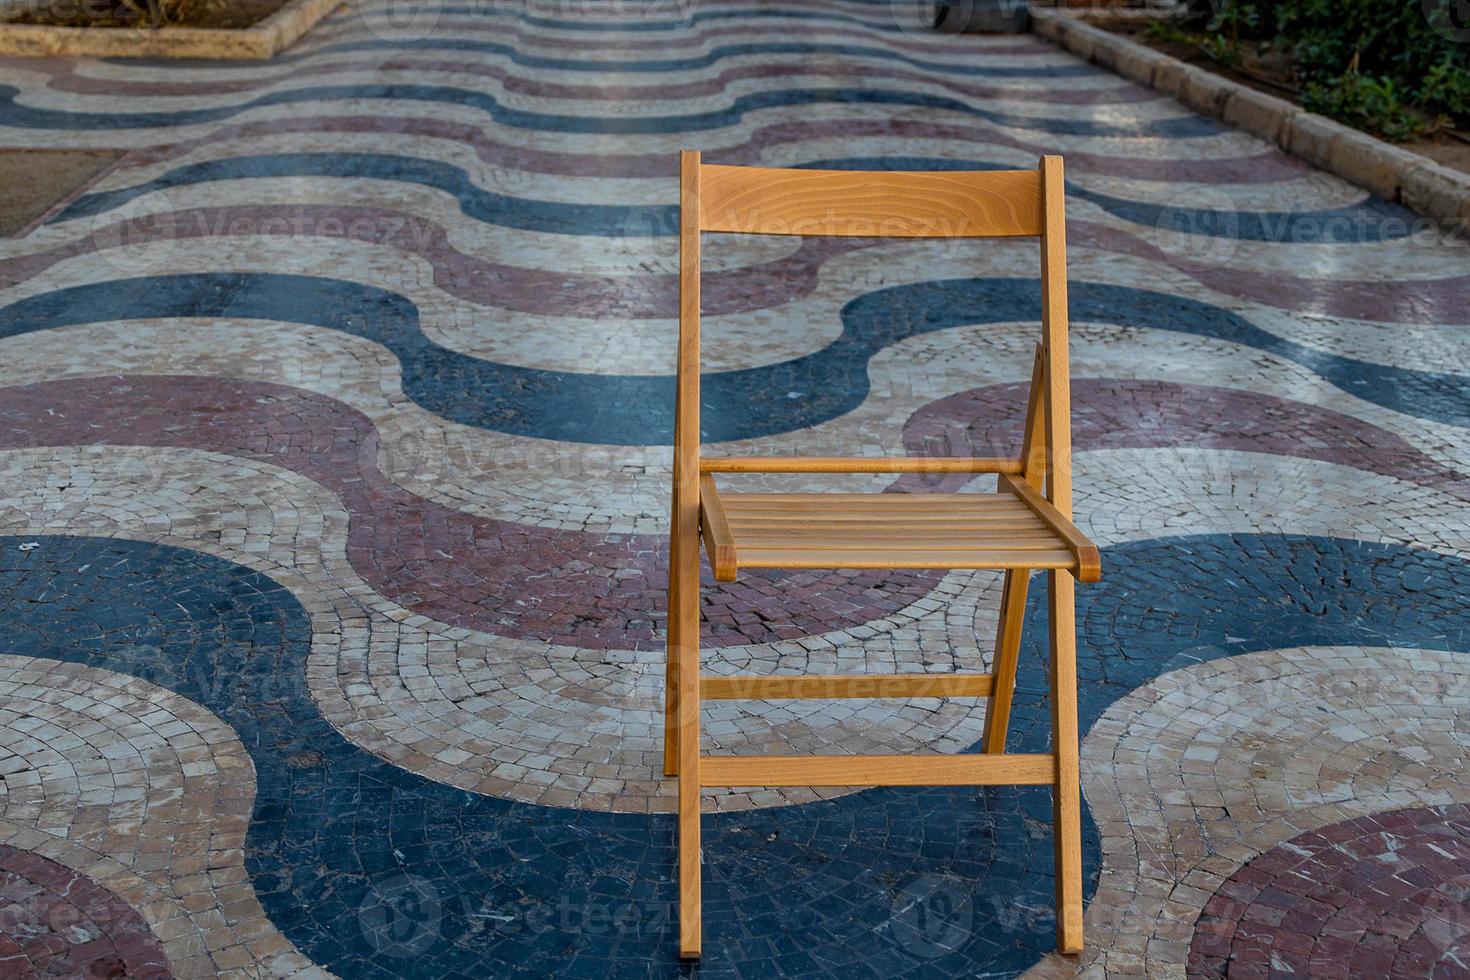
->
left=700, top=484, right=1099, bottom=579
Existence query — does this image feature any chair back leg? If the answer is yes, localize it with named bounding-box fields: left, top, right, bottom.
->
left=1049, top=569, right=1084, bottom=952
left=674, top=534, right=703, bottom=957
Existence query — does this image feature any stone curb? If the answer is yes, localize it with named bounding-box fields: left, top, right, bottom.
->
left=0, top=0, right=341, bottom=59
left=1030, top=7, right=1470, bottom=233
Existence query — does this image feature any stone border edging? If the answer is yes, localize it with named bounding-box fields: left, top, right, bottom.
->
left=1030, top=7, right=1470, bottom=232
left=0, top=0, right=341, bottom=59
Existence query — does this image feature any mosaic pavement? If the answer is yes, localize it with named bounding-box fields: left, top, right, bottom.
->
left=0, top=0, right=1468, bottom=976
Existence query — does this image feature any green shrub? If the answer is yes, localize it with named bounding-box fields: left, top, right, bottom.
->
left=1143, top=19, right=1193, bottom=45
left=1421, top=59, right=1470, bottom=119
left=1181, top=0, right=1470, bottom=132
left=1302, top=72, right=1436, bottom=142
left=1200, top=33, right=1239, bottom=68
left=18, top=0, right=221, bottom=28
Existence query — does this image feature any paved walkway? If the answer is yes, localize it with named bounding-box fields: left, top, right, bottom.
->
left=0, top=1, right=1468, bottom=976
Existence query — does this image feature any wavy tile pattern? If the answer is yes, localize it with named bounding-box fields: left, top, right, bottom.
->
left=0, top=81, right=1211, bottom=136
left=58, top=152, right=1402, bottom=242
left=1, top=0, right=1469, bottom=976
left=2, top=532, right=1465, bottom=977
left=0, top=844, right=170, bottom=978
left=7, top=274, right=1470, bottom=444
left=1191, top=805, right=1470, bottom=977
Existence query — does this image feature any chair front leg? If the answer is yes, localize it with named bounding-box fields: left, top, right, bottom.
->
left=982, top=569, right=1030, bottom=753
left=1048, top=569, right=1084, bottom=953
left=663, top=528, right=680, bottom=777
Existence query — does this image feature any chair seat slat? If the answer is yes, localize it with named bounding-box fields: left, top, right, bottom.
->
left=738, top=547, right=1076, bottom=570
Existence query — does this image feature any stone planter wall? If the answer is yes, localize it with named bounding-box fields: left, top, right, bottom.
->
left=1031, top=6, right=1470, bottom=232
left=0, top=0, right=341, bottom=59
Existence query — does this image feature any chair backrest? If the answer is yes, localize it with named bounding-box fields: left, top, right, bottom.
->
left=674, top=151, right=1075, bottom=517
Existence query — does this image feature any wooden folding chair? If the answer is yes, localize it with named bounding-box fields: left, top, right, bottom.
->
left=663, top=151, right=1100, bottom=959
